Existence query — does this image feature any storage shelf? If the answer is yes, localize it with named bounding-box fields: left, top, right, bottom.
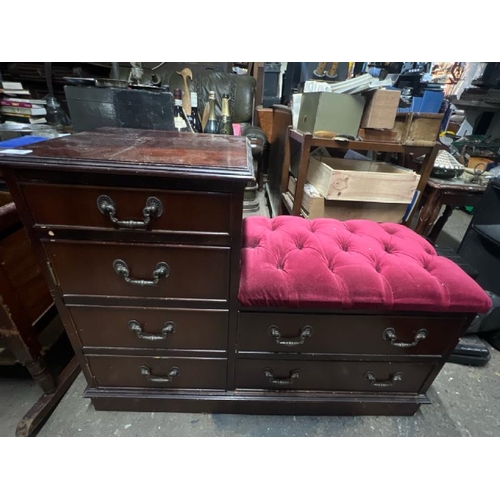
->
left=282, top=127, right=440, bottom=221
left=290, top=128, right=436, bottom=155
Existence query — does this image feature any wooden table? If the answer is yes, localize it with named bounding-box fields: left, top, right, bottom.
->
left=414, top=176, right=487, bottom=242
left=280, top=127, right=440, bottom=222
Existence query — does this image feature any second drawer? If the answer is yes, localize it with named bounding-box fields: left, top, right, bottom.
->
left=69, top=305, right=228, bottom=350
left=44, top=240, right=230, bottom=300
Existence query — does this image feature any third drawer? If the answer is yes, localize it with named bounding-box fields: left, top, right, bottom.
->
left=69, top=305, right=228, bottom=350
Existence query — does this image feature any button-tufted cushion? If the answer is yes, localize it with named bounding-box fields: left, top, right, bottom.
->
left=238, top=216, right=492, bottom=313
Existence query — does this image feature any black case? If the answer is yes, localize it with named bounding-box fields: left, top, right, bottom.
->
left=64, top=85, right=175, bottom=132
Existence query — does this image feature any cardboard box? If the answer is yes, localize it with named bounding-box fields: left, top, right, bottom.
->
left=297, top=92, right=365, bottom=137
left=360, top=89, right=401, bottom=129
left=306, top=156, right=420, bottom=204
left=286, top=176, right=408, bottom=222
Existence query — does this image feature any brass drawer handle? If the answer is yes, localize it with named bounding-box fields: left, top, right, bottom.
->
left=97, top=195, right=163, bottom=229
left=268, top=325, right=313, bottom=346
left=113, top=259, right=169, bottom=286
left=264, top=368, right=300, bottom=386
left=382, top=327, right=428, bottom=348
left=365, top=371, right=403, bottom=388
left=128, top=320, right=175, bottom=341
left=140, top=365, right=179, bottom=383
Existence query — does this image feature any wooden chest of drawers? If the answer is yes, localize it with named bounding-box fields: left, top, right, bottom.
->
left=0, top=128, right=254, bottom=413
left=0, top=128, right=478, bottom=416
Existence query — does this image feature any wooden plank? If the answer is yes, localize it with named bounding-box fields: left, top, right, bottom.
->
left=289, top=128, right=437, bottom=155
left=307, top=156, right=420, bottom=203
left=255, top=107, right=274, bottom=143
left=322, top=201, right=406, bottom=222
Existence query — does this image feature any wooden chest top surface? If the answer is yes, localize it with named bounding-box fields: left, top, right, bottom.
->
left=0, top=128, right=253, bottom=181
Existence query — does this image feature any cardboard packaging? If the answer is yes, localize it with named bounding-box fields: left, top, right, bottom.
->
left=360, top=89, right=401, bottom=129
left=297, top=92, right=365, bottom=137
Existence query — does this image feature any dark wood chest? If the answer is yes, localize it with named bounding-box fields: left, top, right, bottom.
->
left=0, top=128, right=474, bottom=416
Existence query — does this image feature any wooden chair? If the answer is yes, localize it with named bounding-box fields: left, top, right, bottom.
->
left=0, top=191, right=79, bottom=436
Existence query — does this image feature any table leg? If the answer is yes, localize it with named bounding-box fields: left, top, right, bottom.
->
left=428, top=205, right=454, bottom=243
left=280, top=126, right=292, bottom=198
left=404, top=145, right=440, bottom=225
left=414, top=188, right=443, bottom=236
left=293, top=133, right=313, bottom=216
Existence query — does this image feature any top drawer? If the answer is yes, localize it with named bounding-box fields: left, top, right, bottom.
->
left=20, top=183, right=231, bottom=235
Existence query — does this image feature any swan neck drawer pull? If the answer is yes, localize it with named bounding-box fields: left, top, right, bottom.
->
left=97, top=195, right=163, bottom=229
left=113, top=259, right=169, bottom=286
left=268, top=325, right=313, bottom=346
left=264, top=368, right=300, bottom=386
left=140, top=366, right=179, bottom=383
left=128, top=320, right=175, bottom=340
left=382, top=327, right=427, bottom=348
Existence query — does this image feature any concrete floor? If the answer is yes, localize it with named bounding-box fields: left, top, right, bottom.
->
left=1, top=204, right=499, bottom=437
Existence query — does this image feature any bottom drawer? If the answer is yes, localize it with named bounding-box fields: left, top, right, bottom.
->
left=88, top=355, right=227, bottom=390
left=236, top=359, right=436, bottom=393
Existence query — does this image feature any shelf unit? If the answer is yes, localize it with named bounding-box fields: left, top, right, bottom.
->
left=280, top=127, right=440, bottom=224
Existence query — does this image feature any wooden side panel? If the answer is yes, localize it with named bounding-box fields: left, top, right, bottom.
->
left=0, top=228, right=53, bottom=325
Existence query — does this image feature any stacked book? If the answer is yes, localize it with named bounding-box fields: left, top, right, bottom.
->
left=0, top=81, right=47, bottom=125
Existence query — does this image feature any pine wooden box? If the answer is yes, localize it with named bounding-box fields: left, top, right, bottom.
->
left=393, top=112, right=443, bottom=146
left=306, top=156, right=420, bottom=204
left=287, top=177, right=407, bottom=222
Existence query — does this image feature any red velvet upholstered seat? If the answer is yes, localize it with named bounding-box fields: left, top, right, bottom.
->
left=238, top=216, right=492, bottom=313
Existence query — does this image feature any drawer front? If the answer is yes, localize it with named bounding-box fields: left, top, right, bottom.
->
left=69, top=305, right=228, bottom=350
left=238, top=312, right=463, bottom=356
left=236, top=359, right=435, bottom=393
left=88, top=355, right=227, bottom=389
left=21, top=183, right=231, bottom=234
left=44, top=240, right=230, bottom=300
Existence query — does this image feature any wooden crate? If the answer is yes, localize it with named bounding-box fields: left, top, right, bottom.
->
left=306, top=156, right=420, bottom=203
left=393, top=112, right=443, bottom=146
left=287, top=177, right=407, bottom=222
